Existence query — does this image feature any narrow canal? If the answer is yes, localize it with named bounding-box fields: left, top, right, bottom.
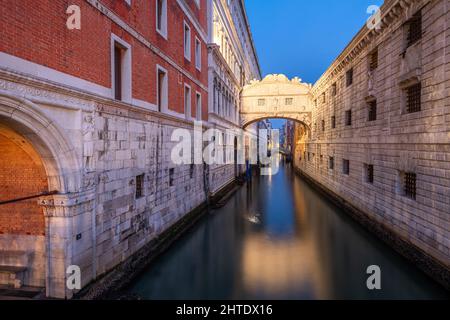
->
left=126, top=159, right=449, bottom=300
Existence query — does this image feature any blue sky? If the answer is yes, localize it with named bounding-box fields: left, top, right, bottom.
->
left=245, top=0, right=384, bottom=129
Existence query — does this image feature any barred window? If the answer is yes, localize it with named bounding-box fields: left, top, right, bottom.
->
left=285, top=98, right=293, bottom=105
left=331, top=115, right=336, bottom=129
left=332, top=83, right=337, bottom=96
left=346, top=68, right=353, bottom=87
left=406, top=83, right=421, bottom=113
left=407, top=11, right=422, bottom=48
left=345, top=110, right=352, bottom=126
left=404, top=172, right=417, bottom=200
left=369, top=48, right=378, bottom=71
left=169, top=168, right=174, bottom=187
left=329, top=157, right=335, bottom=170
left=135, top=174, right=144, bottom=199
left=258, top=99, right=266, bottom=106
left=365, top=164, right=374, bottom=184
left=322, top=120, right=325, bottom=131
left=368, top=100, right=377, bottom=121
left=343, top=159, right=350, bottom=175
left=322, top=92, right=326, bottom=103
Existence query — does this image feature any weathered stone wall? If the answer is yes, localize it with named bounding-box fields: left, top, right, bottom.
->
left=294, top=0, right=450, bottom=269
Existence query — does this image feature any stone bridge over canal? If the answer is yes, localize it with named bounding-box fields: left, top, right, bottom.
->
left=240, top=74, right=313, bottom=129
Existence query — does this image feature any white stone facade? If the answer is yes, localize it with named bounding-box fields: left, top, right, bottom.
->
left=293, top=0, right=450, bottom=271
left=207, top=0, right=261, bottom=194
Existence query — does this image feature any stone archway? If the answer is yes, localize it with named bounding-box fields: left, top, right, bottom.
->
left=0, top=91, right=83, bottom=298
left=240, top=74, right=313, bottom=129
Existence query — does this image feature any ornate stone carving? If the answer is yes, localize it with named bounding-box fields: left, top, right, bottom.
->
left=241, top=74, right=313, bottom=128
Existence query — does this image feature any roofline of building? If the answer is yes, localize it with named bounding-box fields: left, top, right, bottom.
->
left=239, top=0, right=262, bottom=79
left=311, top=0, right=409, bottom=92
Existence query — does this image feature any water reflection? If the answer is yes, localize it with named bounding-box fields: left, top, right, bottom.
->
left=126, top=159, right=449, bottom=300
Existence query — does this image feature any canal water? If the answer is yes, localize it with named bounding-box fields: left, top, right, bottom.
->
left=126, top=159, right=449, bottom=300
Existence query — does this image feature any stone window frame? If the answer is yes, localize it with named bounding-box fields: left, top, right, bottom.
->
left=331, top=115, right=336, bottom=129
left=331, top=82, right=337, bottom=96
left=195, top=37, right=202, bottom=71
left=184, top=21, right=192, bottom=61
left=397, top=170, right=417, bottom=200
left=368, top=47, right=378, bottom=72
left=345, top=109, right=352, bottom=126
left=365, top=96, right=377, bottom=122
left=346, top=68, right=354, bottom=87
left=329, top=156, right=335, bottom=170
left=257, top=98, right=266, bottom=107
left=169, top=168, right=175, bottom=187
left=156, top=0, right=168, bottom=39
left=342, top=159, right=350, bottom=175
left=184, top=83, right=192, bottom=120
left=156, top=64, right=169, bottom=113
left=399, top=77, right=422, bottom=115
left=111, top=34, right=132, bottom=103
left=363, top=163, right=374, bottom=184
left=285, top=97, right=293, bottom=106
left=405, top=10, right=422, bottom=50
left=195, top=91, right=202, bottom=121
left=135, top=174, right=145, bottom=199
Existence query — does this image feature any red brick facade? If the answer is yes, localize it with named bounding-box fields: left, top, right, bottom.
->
left=0, top=134, right=47, bottom=236
left=0, top=0, right=208, bottom=118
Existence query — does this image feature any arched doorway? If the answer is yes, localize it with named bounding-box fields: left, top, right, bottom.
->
left=0, top=126, right=49, bottom=289
left=0, top=92, right=82, bottom=298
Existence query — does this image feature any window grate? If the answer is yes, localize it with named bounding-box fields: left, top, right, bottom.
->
left=135, top=174, right=144, bottom=199
left=366, top=164, right=374, bottom=183
left=332, top=83, right=337, bottom=96
left=329, top=157, right=334, bottom=170
left=368, top=100, right=377, bottom=121
left=345, top=110, right=352, bottom=126
left=407, top=11, right=422, bottom=48
left=369, top=48, right=378, bottom=71
left=331, top=116, right=336, bottom=129
left=169, top=168, right=175, bottom=187
left=404, top=172, right=417, bottom=200
left=346, top=68, right=353, bottom=87
left=406, top=83, right=421, bottom=113
left=322, top=120, right=325, bottom=132
left=343, top=159, right=350, bottom=175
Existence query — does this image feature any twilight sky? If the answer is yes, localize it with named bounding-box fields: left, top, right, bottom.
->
left=245, top=0, right=384, bottom=129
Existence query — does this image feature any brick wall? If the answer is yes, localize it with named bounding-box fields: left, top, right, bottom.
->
left=0, top=134, right=47, bottom=236
left=0, top=0, right=208, bottom=119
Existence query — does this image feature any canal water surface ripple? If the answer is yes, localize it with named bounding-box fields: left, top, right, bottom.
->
left=126, top=161, right=449, bottom=300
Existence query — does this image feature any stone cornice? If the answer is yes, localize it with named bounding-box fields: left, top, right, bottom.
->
left=85, top=0, right=208, bottom=93
left=176, top=0, right=208, bottom=40
left=0, top=69, right=206, bottom=128
left=312, top=0, right=424, bottom=95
